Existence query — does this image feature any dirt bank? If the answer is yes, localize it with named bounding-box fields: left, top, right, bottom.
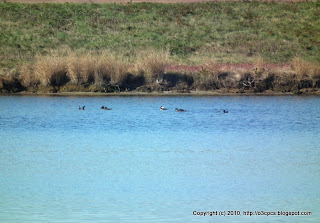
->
left=1, top=62, right=320, bottom=96
left=3, top=89, right=320, bottom=97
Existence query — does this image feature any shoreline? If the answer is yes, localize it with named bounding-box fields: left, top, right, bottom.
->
left=2, top=90, right=320, bottom=97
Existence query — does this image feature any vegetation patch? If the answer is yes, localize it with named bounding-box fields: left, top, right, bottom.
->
left=0, top=50, right=319, bottom=94
left=0, top=1, right=319, bottom=94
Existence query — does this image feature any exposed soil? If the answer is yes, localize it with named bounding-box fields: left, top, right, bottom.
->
left=3, top=0, right=313, bottom=4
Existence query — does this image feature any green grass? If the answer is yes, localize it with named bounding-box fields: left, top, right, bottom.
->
left=0, top=1, right=319, bottom=70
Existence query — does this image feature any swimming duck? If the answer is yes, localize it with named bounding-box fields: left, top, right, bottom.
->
left=101, top=106, right=112, bottom=110
left=79, top=106, right=85, bottom=110
left=160, top=106, right=168, bottom=110
left=223, top=110, right=229, bottom=113
left=175, top=108, right=186, bottom=112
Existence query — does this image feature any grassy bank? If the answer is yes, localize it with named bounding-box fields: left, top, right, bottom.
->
left=1, top=50, right=319, bottom=94
left=0, top=1, right=319, bottom=94
left=1, top=1, right=319, bottom=67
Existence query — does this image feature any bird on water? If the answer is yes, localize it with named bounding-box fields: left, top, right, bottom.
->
left=175, top=108, right=186, bottom=112
left=101, top=106, right=112, bottom=110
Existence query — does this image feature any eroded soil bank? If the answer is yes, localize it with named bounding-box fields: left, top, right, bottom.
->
left=1, top=63, right=320, bottom=96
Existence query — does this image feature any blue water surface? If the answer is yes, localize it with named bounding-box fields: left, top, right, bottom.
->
left=0, top=95, right=319, bottom=222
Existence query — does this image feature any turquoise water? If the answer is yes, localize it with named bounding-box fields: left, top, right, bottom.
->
left=0, top=95, right=319, bottom=222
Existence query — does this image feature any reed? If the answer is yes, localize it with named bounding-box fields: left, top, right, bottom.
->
left=19, top=51, right=131, bottom=88
left=66, top=54, right=84, bottom=84
left=196, top=61, right=220, bottom=90
left=194, top=60, right=246, bottom=90
left=11, top=51, right=320, bottom=94
left=103, top=53, right=129, bottom=87
left=135, top=49, right=169, bottom=84
left=291, top=57, right=320, bottom=80
left=18, top=63, right=36, bottom=87
left=33, top=55, right=68, bottom=86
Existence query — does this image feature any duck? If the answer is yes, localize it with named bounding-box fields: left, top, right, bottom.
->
left=79, top=106, right=85, bottom=110
left=160, top=106, right=168, bottom=110
left=101, top=106, right=112, bottom=110
left=175, top=108, right=186, bottom=112
left=223, top=110, right=229, bottom=113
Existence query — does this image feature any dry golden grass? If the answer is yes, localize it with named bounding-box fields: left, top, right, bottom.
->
left=18, top=51, right=132, bottom=88
left=14, top=50, right=320, bottom=94
left=33, top=55, right=68, bottom=86
left=94, top=53, right=129, bottom=87
left=135, top=49, right=169, bottom=84
left=66, top=54, right=86, bottom=84
left=195, top=60, right=242, bottom=89
left=196, top=57, right=277, bottom=90
left=17, top=51, right=131, bottom=88
left=253, top=56, right=266, bottom=75
left=18, top=63, right=36, bottom=87
left=197, top=61, right=220, bottom=88
left=291, top=57, right=320, bottom=80
left=108, top=59, right=129, bottom=86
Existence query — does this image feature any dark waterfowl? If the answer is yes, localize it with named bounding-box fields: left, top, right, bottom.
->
left=101, top=106, right=112, bottom=110
left=223, top=110, right=229, bottom=113
left=160, top=106, right=168, bottom=110
left=175, top=108, right=186, bottom=112
left=79, top=106, right=85, bottom=110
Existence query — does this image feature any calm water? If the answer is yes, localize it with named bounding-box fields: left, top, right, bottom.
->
left=0, top=95, right=319, bottom=222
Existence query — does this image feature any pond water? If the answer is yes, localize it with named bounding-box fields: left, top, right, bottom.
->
left=0, top=95, right=319, bottom=222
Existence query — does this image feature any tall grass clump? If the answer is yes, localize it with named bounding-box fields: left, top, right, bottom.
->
left=33, top=55, right=68, bottom=86
left=66, top=54, right=90, bottom=84
left=66, top=53, right=102, bottom=85
left=66, top=52, right=130, bottom=87
left=135, top=49, right=169, bottom=84
left=12, top=50, right=320, bottom=94
left=195, top=62, right=220, bottom=90
left=18, top=51, right=131, bottom=90
left=19, top=63, right=37, bottom=88
left=291, top=57, right=320, bottom=80
left=103, top=54, right=129, bottom=87
left=195, top=60, right=243, bottom=90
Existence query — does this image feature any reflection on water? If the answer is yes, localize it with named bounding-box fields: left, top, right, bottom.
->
left=0, top=96, right=319, bottom=222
